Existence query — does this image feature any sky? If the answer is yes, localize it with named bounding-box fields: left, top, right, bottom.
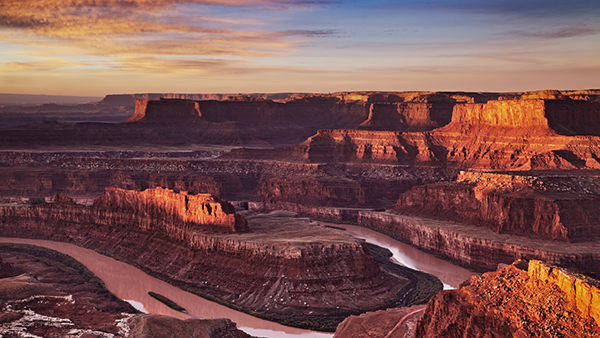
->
left=0, top=0, right=599, bottom=96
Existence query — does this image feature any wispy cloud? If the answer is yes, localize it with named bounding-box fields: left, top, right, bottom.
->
left=502, top=26, right=599, bottom=39
left=0, top=60, right=76, bottom=72
left=0, top=0, right=333, bottom=59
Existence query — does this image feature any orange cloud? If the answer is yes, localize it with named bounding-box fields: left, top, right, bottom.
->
left=0, top=0, right=311, bottom=59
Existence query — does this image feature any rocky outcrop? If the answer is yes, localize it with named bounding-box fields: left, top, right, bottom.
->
left=394, top=171, right=600, bottom=242
left=95, top=187, right=248, bottom=233
left=124, top=99, right=202, bottom=123
left=0, top=190, right=429, bottom=331
left=128, top=315, right=251, bottom=338
left=0, top=187, right=248, bottom=236
left=358, top=102, right=453, bottom=131
left=416, top=260, right=600, bottom=337
left=292, top=129, right=444, bottom=165
left=450, top=98, right=600, bottom=136
left=230, top=96, right=600, bottom=170
left=0, top=244, right=137, bottom=337
left=333, top=304, right=426, bottom=338
left=357, top=211, right=600, bottom=275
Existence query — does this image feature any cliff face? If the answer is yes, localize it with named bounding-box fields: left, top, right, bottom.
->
left=95, top=187, right=248, bottom=233
left=1, top=188, right=248, bottom=240
left=124, top=99, right=202, bottom=123
left=296, top=129, right=444, bottom=165
left=357, top=210, right=600, bottom=274
left=254, top=97, right=600, bottom=170
left=0, top=189, right=424, bottom=330
left=450, top=99, right=600, bottom=136
left=358, top=102, right=454, bottom=131
left=394, top=172, right=600, bottom=242
left=416, top=260, right=600, bottom=337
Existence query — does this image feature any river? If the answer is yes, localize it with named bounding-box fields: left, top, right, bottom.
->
left=0, top=222, right=476, bottom=338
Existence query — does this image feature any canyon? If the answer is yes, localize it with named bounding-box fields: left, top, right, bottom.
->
left=2, top=89, right=600, bottom=337
left=0, top=188, right=441, bottom=332
left=0, top=244, right=251, bottom=338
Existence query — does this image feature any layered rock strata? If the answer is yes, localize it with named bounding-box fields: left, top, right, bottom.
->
left=416, top=260, right=600, bottom=337
left=358, top=210, right=600, bottom=275
left=395, top=171, right=600, bottom=242
left=0, top=244, right=251, bottom=338
left=0, top=189, right=428, bottom=331
left=231, top=95, right=600, bottom=170
left=128, top=315, right=251, bottom=338
left=0, top=244, right=137, bottom=337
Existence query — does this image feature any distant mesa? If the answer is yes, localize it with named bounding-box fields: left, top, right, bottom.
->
left=124, top=98, right=203, bottom=123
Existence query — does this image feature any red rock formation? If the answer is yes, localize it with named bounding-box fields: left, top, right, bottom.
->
left=128, top=315, right=251, bottom=338
left=416, top=260, right=600, bottom=337
left=95, top=187, right=248, bottom=233
left=333, top=304, right=426, bottom=338
left=394, top=171, right=600, bottom=242
left=240, top=96, right=600, bottom=170
left=357, top=210, right=600, bottom=274
left=358, top=102, right=453, bottom=131
left=124, top=99, right=202, bottom=123
left=0, top=189, right=426, bottom=330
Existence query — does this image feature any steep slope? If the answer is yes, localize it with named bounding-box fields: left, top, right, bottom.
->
left=0, top=188, right=436, bottom=331
left=233, top=94, right=600, bottom=170
left=416, top=260, right=600, bottom=337
left=394, top=171, right=600, bottom=242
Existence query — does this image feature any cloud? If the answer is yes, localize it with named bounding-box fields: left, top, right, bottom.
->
left=279, top=29, right=341, bottom=37
left=113, top=55, right=332, bottom=75
left=0, top=0, right=334, bottom=60
left=502, top=26, right=599, bottom=39
left=0, top=60, right=76, bottom=72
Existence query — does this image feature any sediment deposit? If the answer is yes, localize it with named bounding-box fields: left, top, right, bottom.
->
left=416, top=260, right=600, bottom=337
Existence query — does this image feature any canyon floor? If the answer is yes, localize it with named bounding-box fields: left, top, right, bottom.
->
left=2, top=89, right=600, bottom=337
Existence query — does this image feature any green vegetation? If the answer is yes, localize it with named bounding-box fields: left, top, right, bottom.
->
left=148, top=291, right=186, bottom=312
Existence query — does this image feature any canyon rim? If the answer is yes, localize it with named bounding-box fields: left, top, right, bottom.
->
left=1, top=89, right=600, bottom=337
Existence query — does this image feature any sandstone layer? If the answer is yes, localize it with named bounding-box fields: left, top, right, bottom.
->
left=0, top=91, right=504, bottom=149
left=416, top=260, right=600, bottom=337
left=0, top=188, right=437, bottom=331
left=357, top=211, right=600, bottom=275
left=395, top=171, right=600, bottom=242
left=229, top=94, right=600, bottom=171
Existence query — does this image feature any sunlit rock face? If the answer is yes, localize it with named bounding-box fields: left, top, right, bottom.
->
left=248, top=95, right=600, bottom=170
left=95, top=187, right=249, bottom=234
left=416, top=260, right=600, bottom=338
left=0, top=188, right=428, bottom=330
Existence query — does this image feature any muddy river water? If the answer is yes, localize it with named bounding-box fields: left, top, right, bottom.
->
left=0, top=221, right=476, bottom=338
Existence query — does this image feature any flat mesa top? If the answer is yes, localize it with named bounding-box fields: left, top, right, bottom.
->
left=209, top=212, right=360, bottom=247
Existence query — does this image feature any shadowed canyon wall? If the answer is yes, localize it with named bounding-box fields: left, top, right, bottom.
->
left=394, top=171, right=600, bottom=242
